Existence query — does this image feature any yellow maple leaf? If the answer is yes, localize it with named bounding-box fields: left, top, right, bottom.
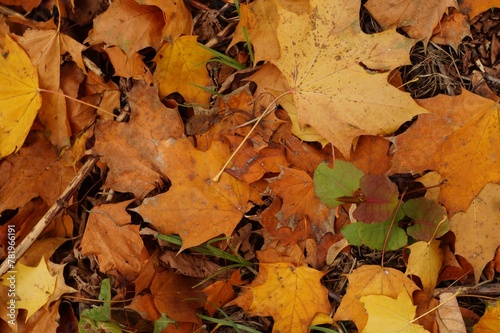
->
left=271, top=0, right=427, bottom=157
left=0, top=34, right=41, bottom=158
left=360, top=290, right=430, bottom=333
left=334, top=265, right=420, bottom=331
left=1, top=257, right=56, bottom=320
left=405, top=240, right=443, bottom=296
left=154, top=36, right=214, bottom=106
left=234, top=262, right=331, bottom=333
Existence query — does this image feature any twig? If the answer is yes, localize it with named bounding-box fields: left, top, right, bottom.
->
left=0, top=156, right=98, bottom=276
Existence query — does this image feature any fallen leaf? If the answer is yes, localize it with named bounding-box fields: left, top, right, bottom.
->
left=459, top=0, right=500, bottom=20
left=81, top=200, right=149, bottom=281
left=234, top=262, right=331, bottom=333
left=159, top=250, right=221, bottom=279
left=90, top=81, right=184, bottom=198
left=430, top=9, right=472, bottom=51
left=0, top=34, right=41, bottom=158
left=365, top=0, right=457, bottom=42
left=473, top=301, right=500, bottom=333
left=404, top=198, right=449, bottom=242
left=334, top=265, right=420, bottom=331
left=1, top=257, right=56, bottom=320
left=150, top=269, right=205, bottom=325
left=85, top=0, right=164, bottom=56
left=314, top=161, right=364, bottom=208
left=228, top=0, right=280, bottom=63
left=271, top=0, right=426, bottom=157
left=390, top=90, right=500, bottom=215
left=0, top=137, right=76, bottom=212
left=134, top=138, right=250, bottom=250
left=137, top=0, right=193, bottom=42
left=360, top=290, right=429, bottom=333
left=104, top=46, right=153, bottom=84
left=338, top=135, right=393, bottom=175
left=154, top=36, right=214, bottom=106
left=268, top=166, right=335, bottom=238
left=436, top=292, right=467, bottom=333
left=450, top=183, right=500, bottom=283
left=0, top=0, right=41, bottom=12
left=202, top=270, right=243, bottom=316
left=405, top=240, right=443, bottom=296
left=353, top=174, right=399, bottom=223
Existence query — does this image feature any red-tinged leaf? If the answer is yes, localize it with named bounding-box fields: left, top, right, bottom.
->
left=353, top=175, right=399, bottom=223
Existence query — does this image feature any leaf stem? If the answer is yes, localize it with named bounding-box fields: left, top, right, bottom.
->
left=38, top=88, right=116, bottom=117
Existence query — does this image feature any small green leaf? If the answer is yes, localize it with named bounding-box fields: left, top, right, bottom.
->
left=154, top=314, right=176, bottom=333
left=314, top=161, right=364, bottom=208
left=403, top=198, right=449, bottom=242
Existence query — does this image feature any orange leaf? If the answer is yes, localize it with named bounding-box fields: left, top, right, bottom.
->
left=85, top=0, right=164, bottom=56
left=234, top=262, right=331, bottom=333
left=391, top=90, right=500, bottom=215
left=134, top=138, right=251, bottom=250
left=474, top=300, right=500, bottom=332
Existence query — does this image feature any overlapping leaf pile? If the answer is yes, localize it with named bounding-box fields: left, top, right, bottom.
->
left=1, top=0, right=500, bottom=332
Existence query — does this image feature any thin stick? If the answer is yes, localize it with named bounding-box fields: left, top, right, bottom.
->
left=212, top=91, right=291, bottom=182
left=0, top=156, right=98, bottom=276
left=38, top=88, right=116, bottom=117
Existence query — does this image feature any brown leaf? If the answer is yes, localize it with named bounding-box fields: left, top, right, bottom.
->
left=91, top=81, right=184, bottom=198
left=81, top=200, right=149, bottom=281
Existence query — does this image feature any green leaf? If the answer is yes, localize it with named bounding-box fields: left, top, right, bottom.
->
left=342, top=208, right=407, bottom=251
left=154, top=314, right=176, bottom=333
left=314, top=161, right=364, bottom=208
left=403, top=198, right=449, bottom=242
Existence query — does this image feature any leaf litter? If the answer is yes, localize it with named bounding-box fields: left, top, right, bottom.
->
left=1, top=0, right=500, bottom=332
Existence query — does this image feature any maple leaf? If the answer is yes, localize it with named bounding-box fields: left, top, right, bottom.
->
left=150, top=269, right=205, bottom=325
left=390, top=90, right=500, bottom=215
left=364, top=0, right=457, bottom=42
left=0, top=137, right=75, bottom=212
left=334, top=265, right=420, bottom=331
left=267, top=166, right=335, bottom=238
left=85, top=0, right=164, bottom=56
left=154, top=36, right=214, bottom=106
left=405, top=240, right=443, bottom=296
left=104, top=46, right=154, bottom=84
left=81, top=200, right=149, bottom=281
left=271, top=0, right=427, bottom=157
left=14, top=19, right=87, bottom=149
left=360, top=290, right=430, bottom=333
left=136, top=0, right=193, bottom=42
left=450, top=183, right=500, bottom=283
left=91, top=81, right=184, bottom=198
left=1, top=257, right=56, bottom=320
left=0, top=34, right=41, bottom=158
left=228, top=0, right=281, bottom=63
left=234, top=262, right=331, bottom=333
left=134, top=138, right=251, bottom=250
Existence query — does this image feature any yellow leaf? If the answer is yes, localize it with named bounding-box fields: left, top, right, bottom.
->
left=405, top=240, right=443, bottom=296
left=360, top=290, right=430, bottom=333
left=334, top=265, right=420, bottom=331
left=234, top=262, right=331, bottom=333
left=450, top=183, right=500, bottom=283
left=0, top=34, right=41, bottom=158
left=474, top=300, right=500, bottom=333
left=154, top=36, right=214, bottom=106
left=271, top=0, right=427, bottom=157
left=1, top=257, right=56, bottom=320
